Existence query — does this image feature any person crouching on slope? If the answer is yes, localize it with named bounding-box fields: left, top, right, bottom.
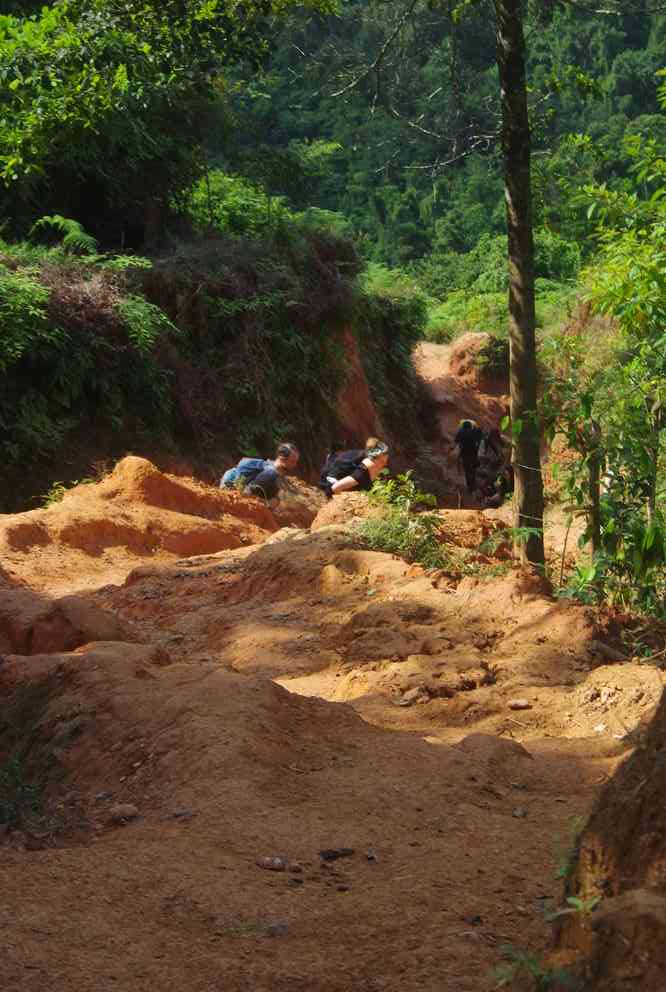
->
left=220, top=443, right=300, bottom=501
left=321, top=439, right=389, bottom=497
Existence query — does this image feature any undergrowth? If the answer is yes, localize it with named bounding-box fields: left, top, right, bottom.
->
left=0, top=241, right=177, bottom=486
left=354, top=272, right=426, bottom=448
left=39, top=477, right=96, bottom=507
left=494, top=944, right=579, bottom=990
left=0, top=222, right=424, bottom=509
left=357, top=472, right=448, bottom=569
left=0, top=755, right=42, bottom=828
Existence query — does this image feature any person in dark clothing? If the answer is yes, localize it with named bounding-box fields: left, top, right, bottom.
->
left=454, top=419, right=484, bottom=493
left=246, top=443, right=299, bottom=500
left=319, top=441, right=361, bottom=490
left=484, top=427, right=504, bottom=461
left=482, top=463, right=514, bottom=508
left=320, top=438, right=389, bottom=497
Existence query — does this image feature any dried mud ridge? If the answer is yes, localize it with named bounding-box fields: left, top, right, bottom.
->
left=1, top=450, right=664, bottom=992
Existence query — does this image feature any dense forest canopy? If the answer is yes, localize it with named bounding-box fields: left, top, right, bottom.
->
left=222, top=0, right=666, bottom=278
left=2, top=0, right=664, bottom=260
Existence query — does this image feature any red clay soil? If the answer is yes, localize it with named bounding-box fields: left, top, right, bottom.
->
left=335, top=328, right=385, bottom=446
left=2, top=511, right=662, bottom=992
left=414, top=335, right=508, bottom=444
left=551, top=690, right=666, bottom=991
left=0, top=456, right=287, bottom=594
left=1, top=354, right=661, bottom=992
left=310, top=491, right=379, bottom=531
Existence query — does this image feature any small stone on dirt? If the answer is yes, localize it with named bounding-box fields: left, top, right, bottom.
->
left=171, top=809, right=194, bottom=820
left=508, top=698, right=532, bottom=710
left=366, top=847, right=377, bottom=862
left=109, top=803, right=139, bottom=824
left=319, top=848, right=354, bottom=862
left=256, top=856, right=288, bottom=871
left=397, top=686, right=427, bottom=707
left=512, top=807, right=528, bottom=819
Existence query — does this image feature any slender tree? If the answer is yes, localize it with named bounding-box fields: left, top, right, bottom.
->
left=494, top=0, right=545, bottom=566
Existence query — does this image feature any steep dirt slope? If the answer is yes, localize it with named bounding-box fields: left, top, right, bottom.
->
left=4, top=524, right=655, bottom=992
left=413, top=334, right=509, bottom=505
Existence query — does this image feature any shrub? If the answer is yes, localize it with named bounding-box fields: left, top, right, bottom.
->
left=0, top=257, right=178, bottom=469
left=474, top=334, right=510, bottom=378
left=424, top=289, right=508, bottom=342
left=358, top=472, right=446, bottom=569
left=186, top=171, right=293, bottom=238
left=368, top=470, right=437, bottom=512
left=0, top=755, right=41, bottom=828
left=358, top=507, right=447, bottom=569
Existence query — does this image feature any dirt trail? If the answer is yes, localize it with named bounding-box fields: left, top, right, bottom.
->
left=413, top=335, right=510, bottom=509
left=0, top=355, right=658, bottom=991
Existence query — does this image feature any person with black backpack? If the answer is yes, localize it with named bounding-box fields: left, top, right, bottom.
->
left=454, top=419, right=484, bottom=494
left=320, top=438, right=389, bottom=498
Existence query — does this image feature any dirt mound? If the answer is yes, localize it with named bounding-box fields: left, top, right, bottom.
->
left=0, top=587, right=132, bottom=655
left=437, top=508, right=505, bottom=550
left=310, top=492, right=377, bottom=530
left=552, top=690, right=666, bottom=990
left=3, top=504, right=663, bottom=990
left=94, top=528, right=662, bottom=752
left=415, top=336, right=508, bottom=437
left=0, top=457, right=279, bottom=593
left=0, top=560, right=132, bottom=654
left=271, top=476, right=327, bottom=529
left=94, top=455, right=275, bottom=528
left=447, top=332, right=508, bottom=395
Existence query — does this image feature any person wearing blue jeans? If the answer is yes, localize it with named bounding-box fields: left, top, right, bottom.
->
left=220, top=443, right=300, bottom=500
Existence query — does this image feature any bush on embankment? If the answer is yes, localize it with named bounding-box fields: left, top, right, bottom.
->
left=0, top=227, right=426, bottom=512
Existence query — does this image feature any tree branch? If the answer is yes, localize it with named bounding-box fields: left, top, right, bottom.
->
left=330, top=0, right=421, bottom=99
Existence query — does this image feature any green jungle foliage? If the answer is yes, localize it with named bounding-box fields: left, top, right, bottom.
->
left=0, top=223, right=421, bottom=510
left=0, top=0, right=335, bottom=244
left=542, top=74, right=666, bottom=614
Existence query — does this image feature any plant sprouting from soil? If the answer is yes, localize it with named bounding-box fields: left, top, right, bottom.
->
left=494, top=944, right=579, bottom=990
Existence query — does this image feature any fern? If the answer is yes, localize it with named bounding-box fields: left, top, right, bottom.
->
left=29, top=215, right=98, bottom=256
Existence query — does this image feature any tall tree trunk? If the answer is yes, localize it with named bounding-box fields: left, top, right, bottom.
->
left=588, top=448, right=601, bottom=557
left=494, top=0, right=545, bottom=568
left=588, top=419, right=602, bottom=558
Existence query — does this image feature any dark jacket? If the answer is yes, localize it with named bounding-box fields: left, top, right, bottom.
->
left=455, top=424, right=484, bottom=457
left=246, top=465, right=280, bottom=500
